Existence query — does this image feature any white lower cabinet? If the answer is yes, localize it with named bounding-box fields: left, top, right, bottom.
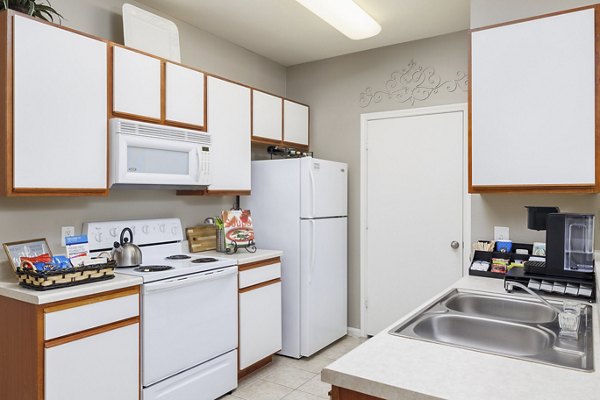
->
left=239, top=260, right=282, bottom=370
left=45, top=323, right=139, bottom=400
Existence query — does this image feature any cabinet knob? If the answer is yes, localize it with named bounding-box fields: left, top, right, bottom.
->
left=451, top=241, right=460, bottom=249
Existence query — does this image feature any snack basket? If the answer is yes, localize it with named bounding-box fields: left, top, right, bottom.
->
left=3, top=238, right=116, bottom=291
left=15, top=260, right=117, bottom=291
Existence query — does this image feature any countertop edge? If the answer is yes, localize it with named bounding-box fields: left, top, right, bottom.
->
left=0, top=274, right=143, bottom=305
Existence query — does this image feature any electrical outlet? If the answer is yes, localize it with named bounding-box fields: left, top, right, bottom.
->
left=494, top=226, right=510, bottom=241
left=61, top=226, right=75, bottom=247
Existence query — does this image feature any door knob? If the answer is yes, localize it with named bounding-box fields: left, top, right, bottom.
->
left=451, top=241, right=460, bottom=249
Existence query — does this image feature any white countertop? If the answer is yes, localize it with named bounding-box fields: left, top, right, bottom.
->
left=195, top=248, right=283, bottom=265
left=0, top=261, right=142, bottom=305
left=322, top=275, right=600, bottom=400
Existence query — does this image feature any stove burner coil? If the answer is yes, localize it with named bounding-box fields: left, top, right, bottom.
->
left=191, top=258, right=219, bottom=263
left=166, top=255, right=192, bottom=260
left=134, top=265, right=174, bottom=272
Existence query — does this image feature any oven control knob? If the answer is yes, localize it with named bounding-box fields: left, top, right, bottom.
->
left=159, top=224, right=166, bottom=233
left=109, top=228, right=118, bottom=237
left=171, top=226, right=178, bottom=235
left=95, top=232, right=103, bottom=243
left=142, top=225, right=150, bottom=234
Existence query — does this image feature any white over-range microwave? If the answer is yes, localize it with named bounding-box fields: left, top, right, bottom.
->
left=110, top=118, right=211, bottom=188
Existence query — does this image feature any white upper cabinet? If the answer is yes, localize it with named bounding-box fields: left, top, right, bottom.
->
left=470, top=8, right=597, bottom=192
left=207, top=76, right=251, bottom=192
left=283, top=100, right=309, bottom=147
left=12, top=15, right=107, bottom=191
left=252, top=90, right=282, bottom=142
left=165, top=62, right=206, bottom=129
left=112, top=46, right=162, bottom=121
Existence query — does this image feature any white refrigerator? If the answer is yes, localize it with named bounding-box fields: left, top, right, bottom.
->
left=242, top=157, right=348, bottom=358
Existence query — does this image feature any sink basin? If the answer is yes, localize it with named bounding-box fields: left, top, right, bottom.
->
left=389, top=289, right=594, bottom=371
left=412, top=314, right=553, bottom=357
left=445, top=292, right=557, bottom=324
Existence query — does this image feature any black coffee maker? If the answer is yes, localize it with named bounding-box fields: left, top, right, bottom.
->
left=504, top=207, right=596, bottom=301
left=545, top=213, right=595, bottom=278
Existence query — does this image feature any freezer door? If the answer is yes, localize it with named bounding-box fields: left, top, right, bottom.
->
left=300, top=158, right=348, bottom=218
left=300, top=218, right=347, bottom=357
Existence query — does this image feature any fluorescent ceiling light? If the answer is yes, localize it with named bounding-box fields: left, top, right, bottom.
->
left=295, top=0, right=381, bottom=40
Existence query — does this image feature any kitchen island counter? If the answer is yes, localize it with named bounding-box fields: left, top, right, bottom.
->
left=323, top=275, right=600, bottom=400
left=0, top=262, right=142, bottom=305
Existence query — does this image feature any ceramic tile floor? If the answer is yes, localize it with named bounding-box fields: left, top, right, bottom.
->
left=219, top=335, right=368, bottom=400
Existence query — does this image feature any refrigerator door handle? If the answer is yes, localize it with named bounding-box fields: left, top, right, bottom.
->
left=310, top=219, right=316, bottom=284
left=309, top=166, right=316, bottom=217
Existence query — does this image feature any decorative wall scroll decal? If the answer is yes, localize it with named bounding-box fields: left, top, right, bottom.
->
left=359, top=60, right=469, bottom=108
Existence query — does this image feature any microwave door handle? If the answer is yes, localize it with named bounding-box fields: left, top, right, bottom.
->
left=195, top=147, right=201, bottom=182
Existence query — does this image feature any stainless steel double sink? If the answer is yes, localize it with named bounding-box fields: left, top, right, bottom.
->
left=389, top=289, right=594, bottom=371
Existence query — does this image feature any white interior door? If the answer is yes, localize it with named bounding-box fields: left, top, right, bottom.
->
left=363, top=105, right=466, bottom=336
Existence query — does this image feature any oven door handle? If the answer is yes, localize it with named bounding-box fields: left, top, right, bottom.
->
left=143, top=267, right=237, bottom=293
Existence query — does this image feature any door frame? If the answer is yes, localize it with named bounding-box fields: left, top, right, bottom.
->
left=359, top=103, right=471, bottom=337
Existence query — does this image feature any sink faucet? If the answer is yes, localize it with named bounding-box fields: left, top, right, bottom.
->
left=505, top=281, right=562, bottom=314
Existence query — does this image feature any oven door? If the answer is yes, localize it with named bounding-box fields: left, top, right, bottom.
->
left=141, top=267, right=237, bottom=387
left=113, top=133, right=208, bottom=186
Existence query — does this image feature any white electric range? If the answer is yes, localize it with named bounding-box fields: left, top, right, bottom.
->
left=84, top=218, right=238, bottom=400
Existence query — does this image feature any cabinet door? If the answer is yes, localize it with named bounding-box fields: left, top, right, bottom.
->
left=112, top=45, right=162, bottom=121
left=165, top=62, right=206, bottom=129
left=283, top=100, right=309, bottom=147
left=252, top=90, right=282, bottom=142
left=12, top=16, right=107, bottom=190
left=45, top=323, right=139, bottom=400
left=239, top=281, right=282, bottom=370
left=471, top=8, right=596, bottom=190
left=207, top=77, right=251, bottom=192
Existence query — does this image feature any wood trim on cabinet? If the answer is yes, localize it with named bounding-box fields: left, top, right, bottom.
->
left=238, top=257, right=281, bottom=272
left=0, top=295, right=44, bottom=400
left=330, top=386, right=384, bottom=400
left=251, top=136, right=284, bottom=146
left=468, top=5, right=600, bottom=194
left=595, top=6, right=600, bottom=191
left=468, top=27, right=473, bottom=194
left=106, top=42, right=111, bottom=190
left=470, top=184, right=598, bottom=194
left=160, top=60, right=166, bottom=123
left=0, top=11, right=13, bottom=196
left=239, top=278, right=281, bottom=294
left=43, top=286, right=139, bottom=314
left=44, top=316, right=139, bottom=349
left=10, top=188, right=108, bottom=197
left=176, top=189, right=251, bottom=196
left=470, top=5, right=598, bottom=32
left=238, top=354, right=273, bottom=379
left=111, top=110, right=163, bottom=125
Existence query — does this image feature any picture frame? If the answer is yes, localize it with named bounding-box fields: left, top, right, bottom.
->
left=2, top=238, right=52, bottom=272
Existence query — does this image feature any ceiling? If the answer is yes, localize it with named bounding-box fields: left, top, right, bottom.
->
left=136, top=0, right=470, bottom=66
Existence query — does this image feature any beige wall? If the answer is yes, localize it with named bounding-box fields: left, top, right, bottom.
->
left=469, top=0, right=600, bottom=249
left=471, top=0, right=599, bottom=28
left=52, top=0, right=287, bottom=95
left=286, top=31, right=469, bottom=329
left=0, top=0, right=286, bottom=260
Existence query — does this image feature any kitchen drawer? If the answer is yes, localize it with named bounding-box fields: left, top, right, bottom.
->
left=239, top=262, right=281, bottom=289
left=44, top=293, right=139, bottom=340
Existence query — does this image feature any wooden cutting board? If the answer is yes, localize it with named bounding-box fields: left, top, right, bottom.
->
left=186, top=225, right=217, bottom=252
